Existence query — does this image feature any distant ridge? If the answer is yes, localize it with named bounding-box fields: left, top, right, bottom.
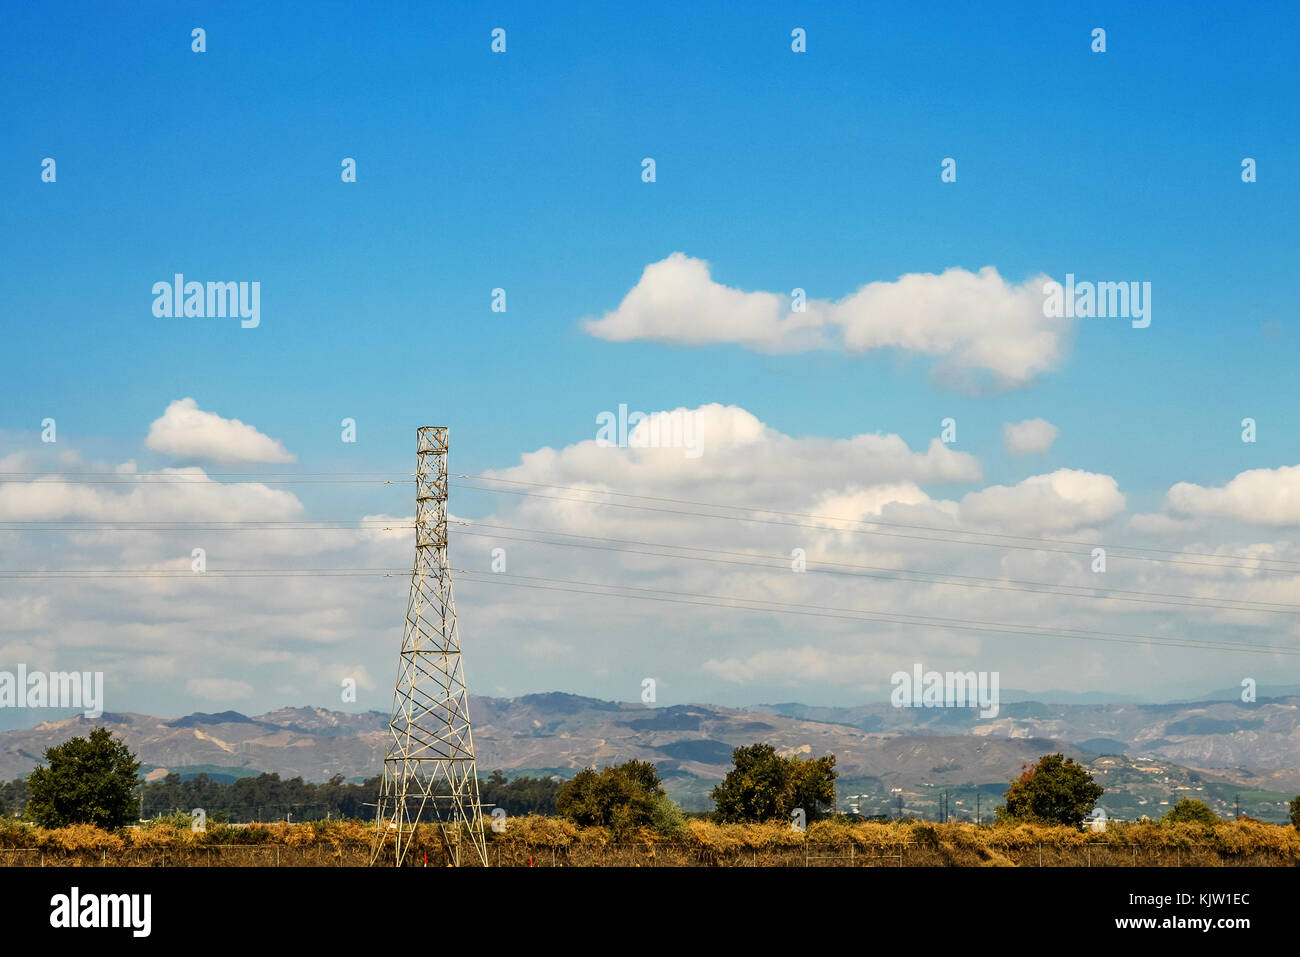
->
left=1, top=691, right=1296, bottom=819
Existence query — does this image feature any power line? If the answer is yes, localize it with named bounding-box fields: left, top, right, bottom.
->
left=2, top=518, right=1296, bottom=615
left=0, top=521, right=405, bottom=531
left=0, top=478, right=407, bottom=485
left=4, top=468, right=1292, bottom=572
left=452, top=571, right=1300, bottom=657
left=452, top=472, right=1300, bottom=568
left=449, top=524, right=1300, bottom=615
left=448, top=481, right=1300, bottom=575
left=0, top=471, right=410, bottom=477
left=0, top=560, right=1291, bottom=655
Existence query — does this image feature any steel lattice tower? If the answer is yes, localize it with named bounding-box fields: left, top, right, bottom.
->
left=372, top=427, right=488, bottom=866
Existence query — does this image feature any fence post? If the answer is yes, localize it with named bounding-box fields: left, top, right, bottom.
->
left=276, top=845, right=280, bottom=867
left=1037, top=842, right=1042, bottom=867
left=1086, top=845, right=1090, bottom=867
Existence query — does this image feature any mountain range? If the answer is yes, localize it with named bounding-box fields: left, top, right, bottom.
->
left=2, top=691, right=1296, bottom=821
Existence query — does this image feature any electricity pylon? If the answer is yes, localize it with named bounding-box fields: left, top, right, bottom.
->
left=372, top=426, right=488, bottom=866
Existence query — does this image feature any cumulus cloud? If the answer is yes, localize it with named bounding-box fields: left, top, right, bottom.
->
left=6, top=405, right=1293, bottom=712
left=581, top=254, right=826, bottom=352
left=0, top=465, right=303, bottom=522
left=487, top=403, right=982, bottom=508
left=957, top=469, right=1125, bottom=534
left=145, top=398, right=296, bottom=464
left=1002, top=418, right=1060, bottom=457
left=582, top=254, right=1069, bottom=390
left=1163, top=464, right=1300, bottom=526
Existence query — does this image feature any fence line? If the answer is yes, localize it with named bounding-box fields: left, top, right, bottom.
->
left=0, top=841, right=1288, bottom=867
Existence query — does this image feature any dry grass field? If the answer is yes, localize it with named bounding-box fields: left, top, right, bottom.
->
left=1, top=814, right=1297, bottom=866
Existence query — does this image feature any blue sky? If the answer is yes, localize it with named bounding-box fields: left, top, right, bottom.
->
left=1, top=1, right=1297, bottom=719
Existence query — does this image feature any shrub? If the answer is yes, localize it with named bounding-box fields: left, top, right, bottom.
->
left=1163, top=798, right=1219, bottom=827
left=555, top=761, right=667, bottom=836
left=648, top=792, right=687, bottom=838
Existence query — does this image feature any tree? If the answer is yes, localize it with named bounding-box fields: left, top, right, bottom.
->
left=995, top=753, right=1103, bottom=827
left=0, top=777, right=29, bottom=817
left=555, top=760, right=678, bottom=835
left=478, top=770, right=563, bottom=816
left=1289, top=795, right=1300, bottom=831
left=1163, top=798, right=1219, bottom=826
left=26, top=727, right=141, bottom=829
left=710, top=743, right=837, bottom=823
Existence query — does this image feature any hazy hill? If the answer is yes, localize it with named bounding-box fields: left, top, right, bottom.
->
left=1, top=691, right=1296, bottom=819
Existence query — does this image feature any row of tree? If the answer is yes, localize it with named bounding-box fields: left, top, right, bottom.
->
left=134, top=767, right=565, bottom=822
left=0, top=728, right=567, bottom=826
left=2, top=729, right=840, bottom=831
left=550, top=743, right=838, bottom=837
left=10, top=727, right=1300, bottom=836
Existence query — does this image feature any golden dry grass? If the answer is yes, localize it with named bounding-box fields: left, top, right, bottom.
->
left=1, top=815, right=1296, bottom=866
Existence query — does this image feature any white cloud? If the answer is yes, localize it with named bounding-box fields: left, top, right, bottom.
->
left=145, top=398, right=296, bottom=464
left=581, top=253, right=826, bottom=352
left=0, top=466, right=303, bottom=522
left=1126, top=512, right=1204, bottom=535
left=1163, top=464, right=1300, bottom=526
left=186, top=677, right=254, bottom=700
left=1002, top=418, right=1060, bottom=457
left=334, top=665, right=376, bottom=692
left=957, top=469, right=1125, bottom=533
left=492, top=403, right=981, bottom=509
left=6, top=406, right=1295, bottom=711
left=582, top=254, right=1069, bottom=390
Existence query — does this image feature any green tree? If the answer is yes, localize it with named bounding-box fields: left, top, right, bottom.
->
left=478, top=770, right=563, bottom=816
left=648, top=790, right=687, bottom=837
left=26, top=727, right=142, bottom=829
left=555, top=760, right=675, bottom=835
left=1163, top=798, right=1219, bottom=826
left=995, top=753, right=1103, bottom=827
left=0, top=776, right=29, bottom=817
left=710, top=743, right=838, bottom=823
left=1288, top=795, right=1299, bottom=831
